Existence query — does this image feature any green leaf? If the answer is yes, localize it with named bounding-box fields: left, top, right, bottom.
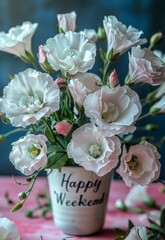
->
left=160, top=205, right=165, bottom=228
left=148, top=223, right=165, bottom=235
left=1, top=115, right=10, bottom=124
left=115, top=227, right=127, bottom=236
left=45, top=127, right=55, bottom=143
left=128, top=220, right=134, bottom=231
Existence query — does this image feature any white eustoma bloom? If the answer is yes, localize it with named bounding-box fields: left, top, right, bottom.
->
left=57, top=11, right=77, bottom=32
left=125, top=226, right=148, bottom=240
left=0, top=217, right=20, bottom=240
left=1, top=68, right=60, bottom=128
left=103, top=16, right=146, bottom=57
left=9, top=134, right=47, bottom=175
left=151, top=95, right=165, bottom=113
left=68, top=73, right=102, bottom=107
left=79, top=29, right=98, bottom=42
left=0, top=21, right=38, bottom=57
left=67, top=123, right=121, bottom=176
left=83, top=85, right=142, bottom=136
left=154, top=81, right=165, bottom=99
left=43, top=31, right=96, bottom=75
left=124, top=185, right=150, bottom=208
left=128, top=46, right=165, bottom=85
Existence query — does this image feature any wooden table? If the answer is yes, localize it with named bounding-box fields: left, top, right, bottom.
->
left=0, top=177, right=164, bottom=240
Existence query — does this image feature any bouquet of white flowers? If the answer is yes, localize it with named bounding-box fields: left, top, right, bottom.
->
left=0, top=11, right=164, bottom=217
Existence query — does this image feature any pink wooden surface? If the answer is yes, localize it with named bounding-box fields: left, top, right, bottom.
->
left=0, top=176, right=164, bottom=240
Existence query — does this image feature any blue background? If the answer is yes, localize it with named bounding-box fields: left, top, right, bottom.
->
left=0, top=0, right=165, bottom=178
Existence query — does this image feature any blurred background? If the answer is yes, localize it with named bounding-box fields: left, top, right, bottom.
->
left=0, top=0, right=165, bottom=178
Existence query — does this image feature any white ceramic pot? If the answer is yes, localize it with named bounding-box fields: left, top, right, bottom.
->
left=47, top=167, right=113, bottom=236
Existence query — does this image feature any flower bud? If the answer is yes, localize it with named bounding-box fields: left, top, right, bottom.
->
left=97, top=27, right=106, bottom=40
left=18, top=192, right=27, bottom=200
left=38, top=45, right=55, bottom=74
left=55, top=77, right=68, bottom=91
left=115, top=199, right=127, bottom=211
left=11, top=202, right=23, bottom=212
left=144, top=197, right=156, bottom=207
left=108, top=69, right=119, bottom=88
left=150, top=32, right=163, bottom=47
left=54, top=121, right=72, bottom=136
left=0, top=134, right=6, bottom=143
left=144, top=124, right=158, bottom=131
left=25, top=210, right=33, bottom=218
left=38, top=45, right=47, bottom=64
left=149, top=107, right=161, bottom=115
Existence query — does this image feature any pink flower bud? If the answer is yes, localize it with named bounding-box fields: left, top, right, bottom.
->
left=108, top=69, right=119, bottom=88
left=55, top=77, right=68, bottom=91
left=54, top=121, right=72, bottom=136
left=38, top=45, right=47, bottom=64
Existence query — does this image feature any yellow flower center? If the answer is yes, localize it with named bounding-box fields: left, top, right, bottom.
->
left=89, top=144, right=102, bottom=158
left=128, top=155, right=139, bottom=170
left=28, top=145, right=41, bottom=157
left=102, top=103, right=119, bottom=123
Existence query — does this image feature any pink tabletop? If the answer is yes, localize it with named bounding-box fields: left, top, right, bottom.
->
left=0, top=176, right=164, bottom=240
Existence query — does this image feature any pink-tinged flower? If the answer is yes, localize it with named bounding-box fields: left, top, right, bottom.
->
left=128, top=46, right=165, bottom=85
left=68, top=73, right=102, bottom=107
left=83, top=85, right=142, bottom=136
left=154, top=81, right=165, bottom=99
left=0, top=21, right=38, bottom=57
left=117, top=141, right=161, bottom=187
left=147, top=210, right=161, bottom=225
left=103, top=16, right=146, bottom=57
left=0, top=217, right=20, bottom=240
left=1, top=68, right=60, bottom=128
left=54, top=121, right=72, bottom=136
left=124, top=185, right=152, bottom=208
left=9, top=134, right=48, bottom=175
left=108, top=69, right=119, bottom=88
left=57, top=11, right=77, bottom=32
left=125, top=226, right=148, bottom=240
left=79, top=29, right=98, bottom=42
left=43, top=31, right=96, bottom=75
left=67, top=123, right=121, bottom=176
left=38, top=44, right=47, bottom=64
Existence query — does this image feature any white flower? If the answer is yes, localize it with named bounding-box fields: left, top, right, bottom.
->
left=153, top=49, right=165, bottom=62
left=103, top=16, right=146, bottom=57
left=128, top=46, right=165, bottom=85
left=124, top=185, right=150, bottom=208
left=67, top=123, right=121, bottom=176
left=147, top=210, right=161, bottom=225
left=1, top=68, right=60, bottom=128
left=0, top=21, right=38, bottom=57
left=79, top=29, right=98, bottom=42
left=0, top=217, right=20, bottom=240
left=68, top=73, right=102, bottom=107
left=117, top=141, right=161, bottom=187
left=83, top=85, right=142, bottom=136
left=9, top=134, right=48, bottom=175
left=151, top=95, right=165, bottom=113
left=155, top=81, right=165, bottom=99
left=125, top=226, right=148, bottom=240
left=43, top=31, right=96, bottom=75
left=57, top=11, right=77, bottom=32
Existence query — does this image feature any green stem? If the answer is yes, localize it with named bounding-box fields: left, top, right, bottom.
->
left=31, top=61, right=38, bottom=71
left=42, top=118, right=65, bottom=149
left=4, top=128, right=27, bottom=137
left=138, top=112, right=151, bottom=121
left=102, top=60, right=110, bottom=85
